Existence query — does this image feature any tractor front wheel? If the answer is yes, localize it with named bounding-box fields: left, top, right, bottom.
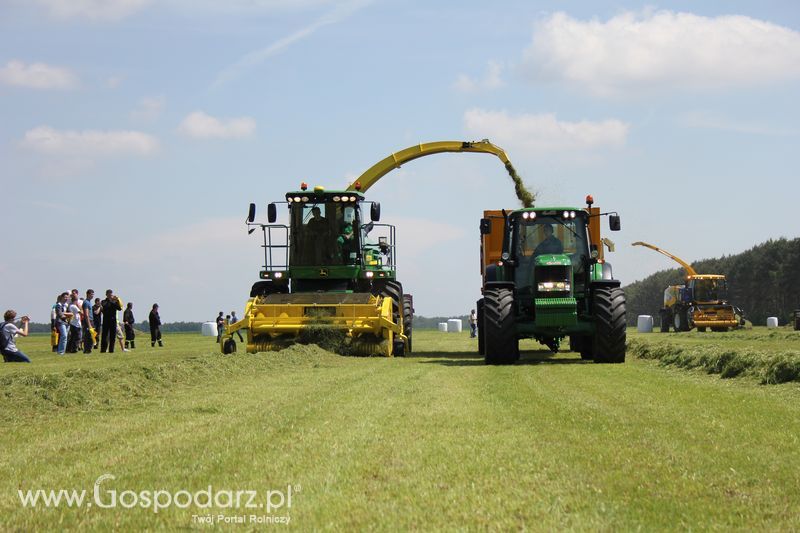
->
left=477, top=299, right=485, bottom=355
left=592, top=287, right=626, bottom=363
left=483, top=288, right=518, bottom=365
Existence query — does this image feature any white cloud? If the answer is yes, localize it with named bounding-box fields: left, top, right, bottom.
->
left=130, top=96, right=165, bottom=122
left=32, top=0, right=152, bottom=20
left=463, top=109, right=629, bottom=154
left=21, top=126, right=159, bottom=157
left=212, top=0, right=372, bottom=88
left=178, top=111, right=256, bottom=139
left=453, top=61, right=505, bottom=93
left=0, top=60, right=78, bottom=89
left=522, top=10, right=800, bottom=95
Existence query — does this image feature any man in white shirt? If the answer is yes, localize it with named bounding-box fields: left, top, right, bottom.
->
left=67, top=293, right=83, bottom=353
left=2, top=310, right=31, bottom=363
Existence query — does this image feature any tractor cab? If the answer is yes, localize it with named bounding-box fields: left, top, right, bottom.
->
left=508, top=209, right=591, bottom=300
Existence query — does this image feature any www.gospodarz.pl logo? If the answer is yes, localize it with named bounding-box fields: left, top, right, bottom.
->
left=18, top=473, right=297, bottom=521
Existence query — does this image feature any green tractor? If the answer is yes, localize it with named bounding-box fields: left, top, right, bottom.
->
left=477, top=197, right=626, bottom=364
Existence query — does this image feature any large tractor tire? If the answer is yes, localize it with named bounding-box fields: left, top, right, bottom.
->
left=477, top=298, right=485, bottom=355
left=592, top=287, right=626, bottom=364
left=402, top=294, right=413, bottom=354
left=483, top=288, right=518, bottom=365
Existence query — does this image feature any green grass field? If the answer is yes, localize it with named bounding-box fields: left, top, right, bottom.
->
left=2, top=329, right=800, bottom=530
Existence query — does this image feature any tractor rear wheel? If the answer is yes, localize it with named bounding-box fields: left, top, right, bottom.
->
left=402, top=294, right=413, bottom=354
left=592, top=287, right=626, bottom=363
left=477, top=299, right=485, bottom=355
left=578, top=337, right=594, bottom=360
left=483, top=288, right=518, bottom=365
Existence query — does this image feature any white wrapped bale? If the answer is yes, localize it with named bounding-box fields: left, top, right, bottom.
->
left=447, top=319, right=463, bottom=333
left=438, top=322, right=448, bottom=332
left=201, top=322, right=218, bottom=337
left=767, top=317, right=779, bottom=329
left=637, top=315, right=654, bottom=333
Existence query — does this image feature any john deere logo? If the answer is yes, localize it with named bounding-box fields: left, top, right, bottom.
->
left=319, top=269, right=329, bottom=277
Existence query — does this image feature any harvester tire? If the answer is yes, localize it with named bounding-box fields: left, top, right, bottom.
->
left=659, top=311, right=670, bottom=333
left=375, top=281, right=403, bottom=325
left=483, top=288, right=518, bottom=365
left=222, top=339, right=237, bottom=355
left=403, top=295, right=413, bottom=354
left=592, top=287, right=626, bottom=363
left=673, top=309, right=690, bottom=332
left=477, top=299, right=485, bottom=355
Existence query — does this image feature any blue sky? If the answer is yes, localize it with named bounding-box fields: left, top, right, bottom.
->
left=2, top=0, right=799, bottom=322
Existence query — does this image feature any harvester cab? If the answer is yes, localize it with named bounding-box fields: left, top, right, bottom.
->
left=478, top=196, right=627, bottom=364
left=222, top=183, right=411, bottom=357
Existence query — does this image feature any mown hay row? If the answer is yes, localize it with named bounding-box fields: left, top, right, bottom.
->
left=628, top=338, right=800, bottom=385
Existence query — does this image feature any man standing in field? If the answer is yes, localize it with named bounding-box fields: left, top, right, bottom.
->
left=149, top=303, right=163, bottom=347
left=469, top=309, right=478, bottom=338
left=123, top=302, right=136, bottom=350
left=230, top=311, right=244, bottom=342
left=82, top=289, right=95, bottom=354
left=100, top=290, right=122, bottom=353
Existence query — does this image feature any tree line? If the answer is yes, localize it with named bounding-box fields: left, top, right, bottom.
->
left=623, top=238, right=800, bottom=326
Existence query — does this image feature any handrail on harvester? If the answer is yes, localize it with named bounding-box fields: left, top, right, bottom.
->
left=346, top=139, right=516, bottom=193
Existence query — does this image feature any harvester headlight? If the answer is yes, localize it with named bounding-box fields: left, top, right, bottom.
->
left=365, top=271, right=374, bottom=278
left=287, top=197, right=293, bottom=203
left=274, top=272, right=283, bottom=279
left=529, top=211, right=536, bottom=219
left=570, top=211, right=576, bottom=219
left=349, top=195, right=357, bottom=202
left=293, top=196, right=302, bottom=202
left=333, top=196, right=340, bottom=202
left=537, top=281, right=570, bottom=292
left=301, top=196, right=309, bottom=202
left=522, top=212, right=530, bottom=219
left=562, top=210, right=570, bottom=219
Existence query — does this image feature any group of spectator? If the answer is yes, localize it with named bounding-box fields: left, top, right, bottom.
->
left=215, top=311, right=243, bottom=343
left=36, top=288, right=162, bottom=360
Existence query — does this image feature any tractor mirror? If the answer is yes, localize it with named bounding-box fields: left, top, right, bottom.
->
left=480, top=218, right=492, bottom=235
left=370, top=202, right=381, bottom=222
left=609, top=214, right=621, bottom=231
left=267, top=203, right=277, bottom=224
left=247, top=203, right=256, bottom=223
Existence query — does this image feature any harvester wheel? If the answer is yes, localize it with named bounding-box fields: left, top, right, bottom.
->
left=375, top=281, right=403, bottom=325
left=483, top=288, right=518, bottom=365
left=673, top=310, right=690, bottom=332
left=592, top=287, right=626, bottom=363
left=659, top=311, right=670, bottom=333
left=222, top=338, right=237, bottom=355
left=403, top=295, right=413, bottom=354
left=477, top=299, right=485, bottom=355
